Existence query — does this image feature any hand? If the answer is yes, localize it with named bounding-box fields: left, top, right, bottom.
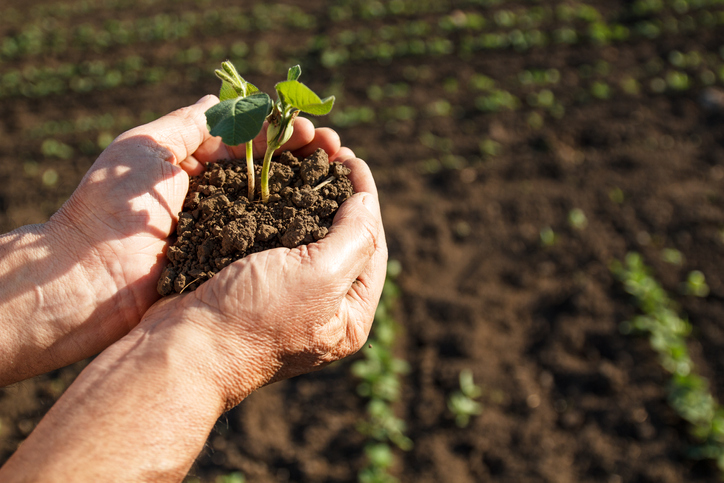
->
left=136, top=156, right=387, bottom=409
left=0, top=95, right=354, bottom=384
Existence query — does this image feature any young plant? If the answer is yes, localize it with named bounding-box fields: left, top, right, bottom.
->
left=209, top=61, right=263, bottom=200
left=447, top=369, right=483, bottom=428
left=260, top=65, right=335, bottom=203
left=204, top=62, right=335, bottom=203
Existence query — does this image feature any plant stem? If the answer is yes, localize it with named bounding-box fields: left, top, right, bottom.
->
left=245, top=141, right=255, bottom=201
left=260, top=143, right=278, bottom=204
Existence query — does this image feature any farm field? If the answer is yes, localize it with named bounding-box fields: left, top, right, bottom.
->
left=2, top=0, right=724, bottom=481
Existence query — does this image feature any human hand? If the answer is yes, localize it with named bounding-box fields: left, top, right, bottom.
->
left=10, top=95, right=352, bottom=381
left=136, top=156, right=387, bottom=409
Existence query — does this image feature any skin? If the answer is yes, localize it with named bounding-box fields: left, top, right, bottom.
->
left=0, top=95, right=387, bottom=481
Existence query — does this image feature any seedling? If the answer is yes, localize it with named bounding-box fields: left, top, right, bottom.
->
left=682, top=270, right=709, bottom=297
left=209, top=61, right=262, bottom=200
left=568, top=208, right=588, bottom=230
left=204, top=62, right=335, bottom=203
left=447, top=369, right=483, bottom=427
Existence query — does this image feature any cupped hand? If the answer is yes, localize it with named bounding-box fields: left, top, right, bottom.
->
left=46, top=95, right=352, bottom=360
left=138, top=157, right=387, bottom=409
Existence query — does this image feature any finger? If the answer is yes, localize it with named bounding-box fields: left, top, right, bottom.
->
left=330, top=147, right=356, bottom=163
left=297, top=192, right=382, bottom=290
left=292, top=127, right=341, bottom=159
left=192, top=136, right=234, bottom=164
left=322, top=192, right=387, bottom=345
left=179, top=155, right=205, bottom=176
left=343, top=158, right=379, bottom=201
left=115, top=95, right=220, bottom=166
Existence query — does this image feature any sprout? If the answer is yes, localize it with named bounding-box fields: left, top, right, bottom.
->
left=447, top=369, right=483, bottom=428
left=568, top=208, right=588, bottom=230
left=205, top=62, right=335, bottom=203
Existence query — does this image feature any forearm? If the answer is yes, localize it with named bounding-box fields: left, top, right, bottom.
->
left=0, top=308, right=230, bottom=482
left=0, top=222, right=140, bottom=386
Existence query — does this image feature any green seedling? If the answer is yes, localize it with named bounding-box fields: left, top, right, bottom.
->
left=661, top=248, right=684, bottom=265
left=540, top=226, right=557, bottom=247
left=209, top=61, right=261, bottom=200
left=682, top=270, right=709, bottom=297
left=204, top=62, right=335, bottom=203
left=447, top=369, right=483, bottom=427
left=568, top=208, right=588, bottom=230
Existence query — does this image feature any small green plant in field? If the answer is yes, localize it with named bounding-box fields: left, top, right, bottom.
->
left=611, top=253, right=724, bottom=472
left=540, top=226, right=557, bottom=247
left=215, top=472, right=245, bottom=483
left=352, top=261, right=412, bottom=483
left=205, top=61, right=335, bottom=203
left=682, top=270, right=709, bottom=297
left=568, top=208, right=588, bottom=230
left=447, top=369, right=483, bottom=427
left=609, top=187, right=625, bottom=204
left=661, top=248, right=684, bottom=265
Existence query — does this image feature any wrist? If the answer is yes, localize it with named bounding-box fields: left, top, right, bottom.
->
left=0, top=306, right=230, bottom=482
left=141, top=295, right=280, bottom=411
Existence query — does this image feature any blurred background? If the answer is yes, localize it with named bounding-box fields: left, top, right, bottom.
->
left=1, top=0, right=724, bottom=481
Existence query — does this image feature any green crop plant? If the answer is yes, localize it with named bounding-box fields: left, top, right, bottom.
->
left=352, top=261, right=412, bottom=483
left=682, top=270, right=709, bottom=297
left=661, top=248, right=684, bottom=265
left=568, top=208, right=588, bottom=230
left=215, top=472, right=245, bottom=483
left=204, top=61, right=334, bottom=203
left=611, top=253, right=724, bottom=473
left=447, top=369, right=483, bottom=427
left=540, top=227, right=557, bottom=247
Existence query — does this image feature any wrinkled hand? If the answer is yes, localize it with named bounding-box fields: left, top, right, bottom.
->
left=46, top=95, right=353, bottom=361
left=138, top=157, right=387, bottom=409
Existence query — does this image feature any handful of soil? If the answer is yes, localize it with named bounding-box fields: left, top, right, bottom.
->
left=157, top=148, right=354, bottom=296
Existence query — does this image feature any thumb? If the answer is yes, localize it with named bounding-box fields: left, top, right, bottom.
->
left=298, top=192, right=383, bottom=289
left=114, top=95, right=219, bottom=165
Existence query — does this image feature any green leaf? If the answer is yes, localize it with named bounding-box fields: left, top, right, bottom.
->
left=205, top=93, right=272, bottom=146
left=219, top=80, right=239, bottom=102
left=287, top=65, right=302, bottom=81
left=275, top=80, right=335, bottom=115
left=245, top=82, right=260, bottom=95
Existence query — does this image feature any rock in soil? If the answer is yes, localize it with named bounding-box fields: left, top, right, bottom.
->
left=157, top=148, right=354, bottom=295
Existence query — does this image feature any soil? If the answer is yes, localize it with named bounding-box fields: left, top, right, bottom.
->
left=0, top=1, right=724, bottom=482
left=156, top=149, right=354, bottom=296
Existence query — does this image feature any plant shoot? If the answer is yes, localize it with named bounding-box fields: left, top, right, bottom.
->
left=204, top=62, right=335, bottom=203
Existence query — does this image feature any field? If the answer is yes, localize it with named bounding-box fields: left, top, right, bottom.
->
left=2, top=0, right=724, bottom=481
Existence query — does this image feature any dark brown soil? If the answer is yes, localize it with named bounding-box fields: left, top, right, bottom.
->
left=157, top=149, right=354, bottom=295
left=1, top=1, right=724, bottom=482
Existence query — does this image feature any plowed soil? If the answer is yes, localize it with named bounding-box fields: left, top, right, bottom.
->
left=1, top=1, right=724, bottom=482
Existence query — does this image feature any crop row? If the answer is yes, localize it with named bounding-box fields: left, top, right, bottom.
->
left=0, top=36, right=300, bottom=101
left=27, top=112, right=153, bottom=140
left=5, top=0, right=724, bottom=66
left=612, top=253, right=724, bottom=472
left=0, top=0, right=160, bottom=27
left=352, top=261, right=411, bottom=483
left=0, top=5, right=316, bottom=62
